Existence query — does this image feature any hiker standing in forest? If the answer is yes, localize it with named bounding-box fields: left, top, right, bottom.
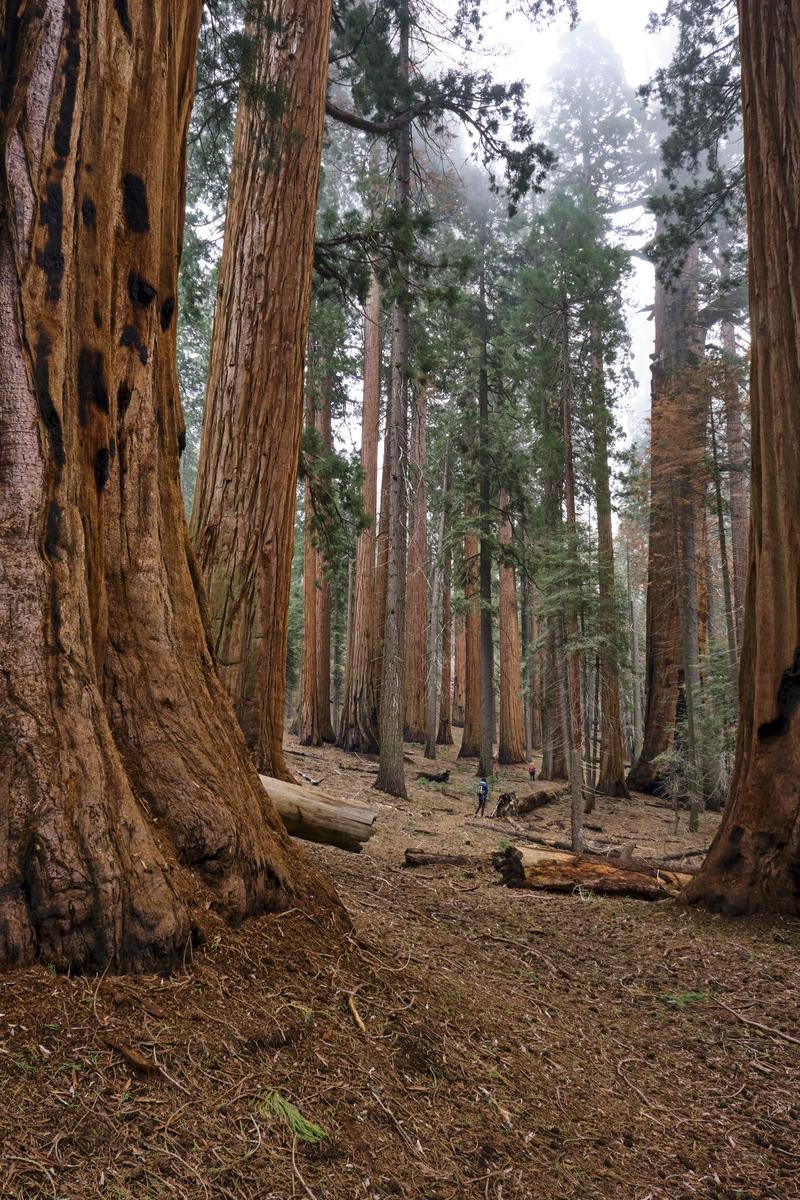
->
left=475, top=777, right=490, bottom=817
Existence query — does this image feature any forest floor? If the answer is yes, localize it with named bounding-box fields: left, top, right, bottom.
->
left=2, top=735, right=800, bottom=1200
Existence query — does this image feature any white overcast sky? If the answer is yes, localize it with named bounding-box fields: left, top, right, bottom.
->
left=454, top=0, right=675, bottom=443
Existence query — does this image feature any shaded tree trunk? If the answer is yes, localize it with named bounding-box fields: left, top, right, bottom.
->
left=627, top=542, right=644, bottom=761
left=529, top=599, right=544, bottom=752
left=560, top=304, right=584, bottom=848
left=191, top=0, right=332, bottom=781
left=425, top=466, right=448, bottom=759
left=315, top=379, right=335, bottom=742
left=453, top=610, right=466, bottom=728
left=721, top=318, right=748, bottom=647
left=458, top=533, right=482, bottom=758
left=498, top=490, right=526, bottom=764
left=338, top=271, right=381, bottom=751
left=437, top=543, right=455, bottom=745
left=628, top=241, right=703, bottom=794
left=478, top=251, right=494, bottom=779
left=375, top=0, right=410, bottom=798
left=540, top=620, right=568, bottom=781
left=404, top=384, right=428, bottom=743
left=591, top=334, right=630, bottom=798
left=300, top=390, right=321, bottom=746
left=687, top=2, right=800, bottom=914
left=0, top=0, right=333, bottom=972
left=373, top=374, right=392, bottom=710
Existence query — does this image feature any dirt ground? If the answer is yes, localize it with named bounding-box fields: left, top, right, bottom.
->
left=2, top=734, right=799, bottom=1200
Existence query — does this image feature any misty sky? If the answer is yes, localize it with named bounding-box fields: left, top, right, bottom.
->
left=474, top=0, right=675, bottom=443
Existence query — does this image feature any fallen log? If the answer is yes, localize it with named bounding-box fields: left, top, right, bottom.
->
left=403, top=848, right=477, bottom=869
left=416, top=769, right=450, bottom=783
left=492, top=847, right=692, bottom=900
left=260, top=775, right=377, bottom=853
left=515, top=786, right=563, bottom=816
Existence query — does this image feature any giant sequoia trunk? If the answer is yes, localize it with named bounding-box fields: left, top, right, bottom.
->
left=498, top=491, right=526, bottom=764
left=191, top=0, right=332, bottom=781
left=315, top=380, right=335, bottom=742
left=628, top=242, right=704, bottom=794
left=403, top=385, right=428, bottom=743
left=338, top=271, right=381, bottom=752
left=0, top=0, right=333, bottom=972
left=458, top=533, right=482, bottom=759
left=437, top=545, right=455, bottom=745
left=591, top=337, right=630, bottom=798
left=687, top=1, right=800, bottom=915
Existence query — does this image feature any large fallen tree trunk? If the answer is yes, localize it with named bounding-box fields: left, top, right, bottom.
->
left=492, top=847, right=692, bottom=900
left=260, top=776, right=377, bottom=853
left=403, top=849, right=477, bottom=868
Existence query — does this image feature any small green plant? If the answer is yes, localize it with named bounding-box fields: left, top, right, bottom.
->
left=259, top=1091, right=327, bottom=1144
left=658, top=991, right=708, bottom=1009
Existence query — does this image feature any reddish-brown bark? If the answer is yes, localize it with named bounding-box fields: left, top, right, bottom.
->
left=498, top=491, right=526, bottom=764
left=403, top=386, right=428, bottom=743
left=301, top=390, right=321, bottom=746
left=437, top=547, right=455, bottom=745
left=453, top=612, right=466, bottom=728
left=191, top=0, right=332, bottom=781
left=722, top=318, right=749, bottom=647
left=458, top=534, right=482, bottom=759
left=0, top=0, right=334, bottom=972
left=338, top=272, right=381, bottom=751
left=315, top=383, right=335, bottom=743
left=687, top=1, right=800, bottom=914
left=628, top=243, right=705, bottom=794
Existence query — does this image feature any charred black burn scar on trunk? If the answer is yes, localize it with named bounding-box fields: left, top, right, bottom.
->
left=717, top=824, right=744, bottom=874
left=44, top=501, right=62, bottom=562
left=34, top=333, right=65, bottom=470
left=114, top=0, right=133, bottom=39
left=128, top=271, right=157, bottom=308
left=81, top=196, right=96, bottom=229
left=122, top=174, right=150, bottom=233
left=160, top=296, right=175, bottom=331
left=94, top=446, right=110, bottom=490
left=54, top=0, right=80, bottom=159
left=758, top=648, right=800, bottom=740
left=120, top=325, right=148, bottom=365
left=39, top=183, right=64, bottom=301
left=77, top=348, right=109, bottom=425
left=178, top=428, right=186, bottom=456
left=117, top=381, right=132, bottom=417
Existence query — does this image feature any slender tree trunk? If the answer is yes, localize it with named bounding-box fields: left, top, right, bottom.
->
left=721, top=318, right=748, bottom=647
left=404, top=385, right=428, bottom=743
left=521, top=586, right=532, bottom=762
left=478, top=252, right=495, bottom=779
left=191, top=0, right=332, bottom=781
left=453, top=610, right=466, bottom=728
left=498, top=490, right=526, bottom=763
left=373, top=376, right=392, bottom=710
left=425, top=464, right=448, bottom=759
left=529, top=600, right=544, bottom=752
left=591, top=334, right=630, bottom=797
left=315, top=382, right=335, bottom=742
left=627, top=542, right=644, bottom=761
left=437, top=543, right=455, bottom=745
left=301, top=390, right=321, bottom=745
left=375, top=0, right=410, bottom=798
left=628, top=241, right=703, bottom=794
left=0, top=0, right=334, bottom=971
left=459, top=532, right=482, bottom=758
left=560, top=303, right=584, bottom=847
left=672, top=480, right=703, bottom=834
left=688, top=2, right=800, bottom=914
left=710, top=405, right=740, bottom=705
left=540, top=620, right=568, bottom=780
left=338, top=271, right=381, bottom=751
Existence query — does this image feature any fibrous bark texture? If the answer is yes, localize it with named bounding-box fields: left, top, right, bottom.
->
left=628, top=242, right=704, bottom=794
left=458, top=534, right=482, bottom=758
left=687, top=1, right=800, bottom=915
left=191, top=0, right=332, bottom=781
left=437, top=546, right=454, bottom=745
left=453, top=611, right=466, bottom=728
left=591, top=338, right=630, bottom=798
left=0, top=0, right=333, bottom=972
left=498, top=491, right=526, bottom=764
left=338, top=271, right=381, bottom=752
left=301, top=390, right=321, bottom=746
left=403, top=385, right=428, bottom=743
left=315, top=381, right=335, bottom=742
